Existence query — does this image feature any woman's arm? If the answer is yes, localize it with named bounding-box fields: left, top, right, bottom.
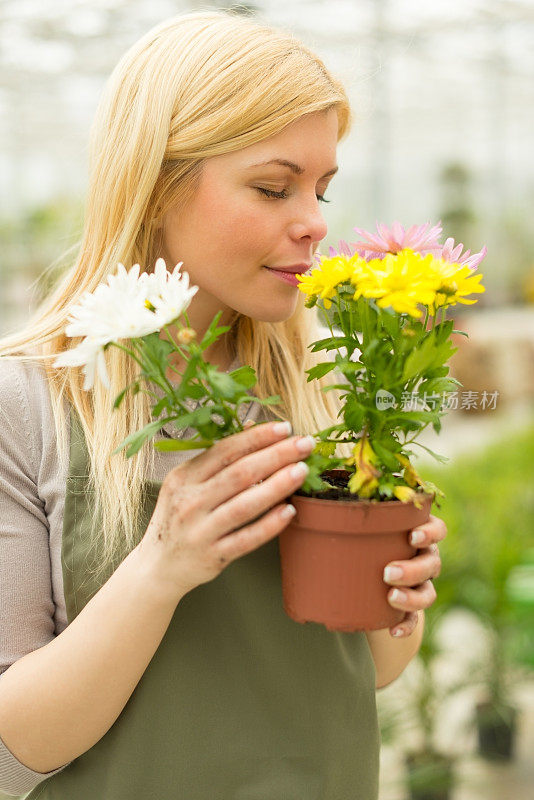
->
left=0, top=545, right=182, bottom=774
left=365, top=514, right=447, bottom=688
left=366, top=611, right=424, bottom=689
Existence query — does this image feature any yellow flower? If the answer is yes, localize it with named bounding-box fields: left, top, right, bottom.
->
left=350, top=250, right=440, bottom=318
left=393, top=485, right=424, bottom=509
left=296, top=254, right=365, bottom=309
left=394, top=453, right=423, bottom=489
left=345, top=434, right=382, bottom=497
left=424, top=259, right=485, bottom=315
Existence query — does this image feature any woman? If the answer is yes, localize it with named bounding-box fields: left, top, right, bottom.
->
left=0, top=10, right=446, bottom=799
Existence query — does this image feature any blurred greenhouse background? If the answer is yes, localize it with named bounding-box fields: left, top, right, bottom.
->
left=0, top=1, right=533, bottom=799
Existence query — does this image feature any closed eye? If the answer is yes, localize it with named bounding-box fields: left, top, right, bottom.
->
left=255, top=187, right=330, bottom=203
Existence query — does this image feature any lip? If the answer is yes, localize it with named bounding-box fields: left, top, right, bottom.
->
left=263, top=266, right=307, bottom=288
left=264, top=263, right=312, bottom=274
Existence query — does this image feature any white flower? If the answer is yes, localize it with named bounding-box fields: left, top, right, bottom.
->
left=54, top=336, right=111, bottom=390
left=63, top=263, right=158, bottom=342
left=53, top=259, right=199, bottom=390
left=143, top=258, right=198, bottom=327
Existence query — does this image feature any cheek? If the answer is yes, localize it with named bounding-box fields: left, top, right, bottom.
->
left=199, top=192, right=275, bottom=255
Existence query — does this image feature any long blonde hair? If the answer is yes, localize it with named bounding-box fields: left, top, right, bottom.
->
left=0, top=9, right=353, bottom=582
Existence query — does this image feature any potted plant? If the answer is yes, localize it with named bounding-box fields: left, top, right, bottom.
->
left=278, top=222, right=487, bottom=632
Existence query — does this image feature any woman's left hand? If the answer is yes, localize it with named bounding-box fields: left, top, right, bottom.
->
left=383, top=513, right=447, bottom=638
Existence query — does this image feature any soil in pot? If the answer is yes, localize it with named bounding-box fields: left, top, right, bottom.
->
left=281, top=469, right=433, bottom=632
left=475, top=701, right=518, bottom=760
left=405, top=750, right=455, bottom=800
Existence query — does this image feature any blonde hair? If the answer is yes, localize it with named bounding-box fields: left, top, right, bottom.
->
left=0, top=9, right=353, bottom=583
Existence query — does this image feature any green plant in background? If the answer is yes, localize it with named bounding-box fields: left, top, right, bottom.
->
left=438, top=162, right=478, bottom=252
left=378, top=425, right=534, bottom=795
left=378, top=608, right=471, bottom=800
left=0, top=197, right=82, bottom=335
left=417, top=424, right=534, bottom=759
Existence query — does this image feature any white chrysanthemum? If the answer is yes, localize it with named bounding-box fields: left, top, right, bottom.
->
left=143, top=258, right=199, bottom=327
left=62, top=263, right=159, bottom=341
left=54, top=336, right=111, bottom=391
left=53, top=259, right=199, bottom=390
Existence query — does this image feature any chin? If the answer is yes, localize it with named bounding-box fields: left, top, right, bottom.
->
left=249, top=303, right=298, bottom=324
left=254, top=303, right=297, bottom=322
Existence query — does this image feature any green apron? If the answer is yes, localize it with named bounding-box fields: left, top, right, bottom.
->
left=24, top=406, right=380, bottom=799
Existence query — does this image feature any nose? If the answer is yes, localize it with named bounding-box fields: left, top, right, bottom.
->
left=288, top=196, right=328, bottom=245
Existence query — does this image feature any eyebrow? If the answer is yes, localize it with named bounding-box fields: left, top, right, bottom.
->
left=244, top=158, right=338, bottom=179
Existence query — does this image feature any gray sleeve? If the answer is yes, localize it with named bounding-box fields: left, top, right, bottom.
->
left=0, top=359, right=72, bottom=793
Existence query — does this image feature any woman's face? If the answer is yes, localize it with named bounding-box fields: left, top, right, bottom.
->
left=159, top=108, right=339, bottom=337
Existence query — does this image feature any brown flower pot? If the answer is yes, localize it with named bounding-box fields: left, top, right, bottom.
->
left=279, top=470, right=433, bottom=632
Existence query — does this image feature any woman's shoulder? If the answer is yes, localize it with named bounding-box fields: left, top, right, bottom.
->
left=0, top=357, right=63, bottom=469
left=0, top=356, right=51, bottom=419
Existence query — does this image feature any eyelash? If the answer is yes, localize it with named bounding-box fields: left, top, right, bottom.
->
left=255, top=187, right=330, bottom=203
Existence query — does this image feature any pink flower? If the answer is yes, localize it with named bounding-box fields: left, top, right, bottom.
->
left=440, top=237, right=487, bottom=271
left=352, top=221, right=443, bottom=261
left=314, top=239, right=355, bottom=264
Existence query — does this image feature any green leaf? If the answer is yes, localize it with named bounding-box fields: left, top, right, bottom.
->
left=173, top=353, right=202, bottom=400
left=153, top=438, right=214, bottom=451
left=228, top=365, right=257, bottom=390
left=410, top=441, right=450, bottom=463
left=418, top=376, right=461, bottom=396
left=343, top=395, right=364, bottom=432
left=113, top=387, right=129, bottom=410
left=402, top=333, right=438, bottom=381
left=362, top=339, right=380, bottom=360
left=151, top=395, right=171, bottom=417
left=111, top=418, right=168, bottom=458
left=379, top=309, right=401, bottom=339
left=320, top=383, right=349, bottom=393
left=205, top=367, right=238, bottom=399
left=199, top=311, right=232, bottom=350
left=387, top=409, right=441, bottom=427
left=435, top=317, right=454, bottom=343
left=309, top=335, right=354, bottom=353
left=372, top=440, right=401, bottom=470
left=257, top=394, right=282, bottom=406
left=305, top=362, right=337, bottom=381
left=334, top=357, right=363, bottom=376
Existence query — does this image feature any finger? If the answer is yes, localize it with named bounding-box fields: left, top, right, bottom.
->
left=202, top=434, right=315, bottom=511
left=383, top=547, right=442, bottom=588
left=409, top=513, right=447, bottom=547
left=243, top=419, right=255, bottom=429
left=181, top=419, right=294, bottom=483
left=390, top=611, right=419, bottom=638
left=208, top=458, right=310, bottom=539
left=214, top=501, right=295, bottom=563
left=387, top=579, right=437, bottom=612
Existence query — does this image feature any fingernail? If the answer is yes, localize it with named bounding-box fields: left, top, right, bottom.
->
left=390, top=588, right=407, bottom=604
left=384, top=565, right=403, bottom=583
left=273, top=420, right=292, bottom=436
left=392, top=628, right=405, bottom=637
left=281, top=504, right=297, bottom=519
left=411, top=529, right=426, bottom=546
left=290, top=461, right=309, bottom=479
left=296, top=435, right=315, bottom=453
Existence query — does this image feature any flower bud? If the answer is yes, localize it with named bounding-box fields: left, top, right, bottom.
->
left=177, top=327, right=197, bottom=344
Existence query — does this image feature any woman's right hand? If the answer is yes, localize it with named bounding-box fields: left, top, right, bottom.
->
left=136, top=420, right=315, bottom=601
